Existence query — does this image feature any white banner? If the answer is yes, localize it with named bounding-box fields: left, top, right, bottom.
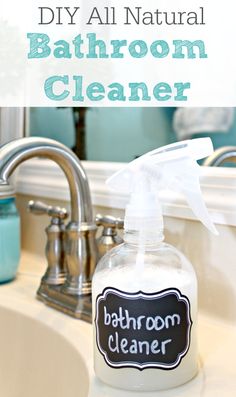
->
left=0, top=0, right=235, bottom=106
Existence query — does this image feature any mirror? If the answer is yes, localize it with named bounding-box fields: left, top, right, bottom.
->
left=27, top=107, right=236, bottom=164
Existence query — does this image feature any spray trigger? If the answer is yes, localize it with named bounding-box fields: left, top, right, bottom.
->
left=106, top=138, right=218, bottom=236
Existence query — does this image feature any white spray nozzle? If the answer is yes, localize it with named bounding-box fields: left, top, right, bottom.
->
left=106, top=138, right=218, bottom=236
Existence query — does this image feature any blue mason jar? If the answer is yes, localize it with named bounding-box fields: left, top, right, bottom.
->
left=0, top=186, right=20, bottom=283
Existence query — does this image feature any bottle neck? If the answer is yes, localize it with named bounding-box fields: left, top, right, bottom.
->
left=123, top=229, right=164, bottom=246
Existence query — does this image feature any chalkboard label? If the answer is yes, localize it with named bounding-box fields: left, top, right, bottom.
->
left=95, top=287, right=192, bottom=370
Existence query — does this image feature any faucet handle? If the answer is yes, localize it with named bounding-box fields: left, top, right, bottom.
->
left=96, top=214, right=124, bottom=258
left=96, top=214, right=124, bottom=230
left=28, top=200, right=68, bottom=286
left=28, top=200, right=68, bottom=220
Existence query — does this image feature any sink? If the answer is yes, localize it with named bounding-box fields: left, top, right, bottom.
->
left=0, top=258, right=93, bottom=397
left=0, top=301, right=90, bottom=397
left=0, top=252, right=236, bottom=397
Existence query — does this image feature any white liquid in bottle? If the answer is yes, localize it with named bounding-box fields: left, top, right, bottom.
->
left=92, top=243, right=198, bottom=392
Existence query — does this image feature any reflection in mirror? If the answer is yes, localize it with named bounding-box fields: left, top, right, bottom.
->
left=27, top=107, right=236, bottom=164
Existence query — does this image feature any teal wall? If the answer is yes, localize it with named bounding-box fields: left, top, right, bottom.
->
left=29, top=108, right=236, bottom=163
left=30, top=108, right=75, bottom=149
left=86, top=108, right=176, bottom=162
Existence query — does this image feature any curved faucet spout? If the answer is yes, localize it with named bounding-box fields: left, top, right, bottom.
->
left=0, top=137, right=93, bottom=224
left=203, top=146, right=236, bottom=167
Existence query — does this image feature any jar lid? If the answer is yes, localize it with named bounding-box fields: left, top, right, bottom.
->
left=0, top=184, right=15, bottom=199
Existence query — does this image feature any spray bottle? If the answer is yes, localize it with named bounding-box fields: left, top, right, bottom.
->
left=92, top=138, right=217, bottom=392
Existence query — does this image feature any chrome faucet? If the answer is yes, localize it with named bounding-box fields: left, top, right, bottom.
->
left=0, top=137, right=123, bottom=322
left=203, top=146, right=236, bottom=167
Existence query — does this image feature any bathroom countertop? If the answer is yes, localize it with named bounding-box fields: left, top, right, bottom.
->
left=0, top=251, right=236, bottom=397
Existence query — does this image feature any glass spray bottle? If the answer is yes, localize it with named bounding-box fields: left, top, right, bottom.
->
left=92, top=138, right=217, bottom=391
